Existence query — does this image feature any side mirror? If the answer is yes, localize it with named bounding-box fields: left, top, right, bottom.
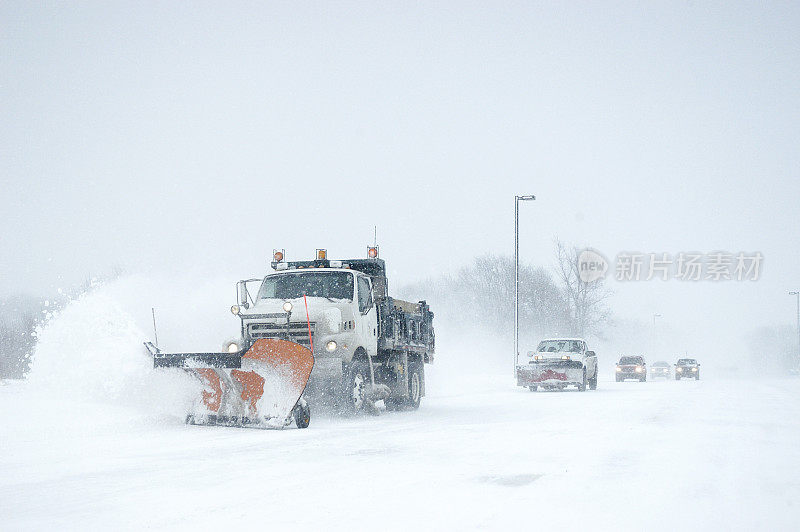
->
left=586, top=351, right=596, bottom=357
left=237, top=280, right=250, bottom=309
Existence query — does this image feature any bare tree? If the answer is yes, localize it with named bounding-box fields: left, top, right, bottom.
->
left=554, top=239, right=613, bottom=338
left=398, top=254, right=570, bottom=341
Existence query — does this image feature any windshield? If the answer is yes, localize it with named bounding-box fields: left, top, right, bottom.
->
left=257, top=271, right=354, bottom=301
left=537, top=340, right=583, bottom=353
left=653, top=361, right=669, bottom=367
left=619, top=356, right=644, bottom=365
left=677, top=359, right=697, bottom=365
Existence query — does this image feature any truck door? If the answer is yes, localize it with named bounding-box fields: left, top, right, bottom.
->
left=582, top=341, right=596, bottom=375
left=357, top=276, right=378, bottom=357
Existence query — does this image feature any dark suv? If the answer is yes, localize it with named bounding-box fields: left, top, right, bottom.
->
left=675, top=358, right=700, bottom=380
left=616, top=355, right=647, bottom=382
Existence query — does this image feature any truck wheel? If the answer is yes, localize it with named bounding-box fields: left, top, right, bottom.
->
left=385, top=397, right=403, bottom=411
left=589, top=370, right=597, bottom=390
left=292, top=398, right=311, bottom=429
left=407, top=361, right=423, bottom=409
left=578, top=369, right=587, bottom=392
left=528, top=385, right=538, bottom=392
left=675, top=375, right=681, bottom=381
left=343, top=359, right=369, bottom=414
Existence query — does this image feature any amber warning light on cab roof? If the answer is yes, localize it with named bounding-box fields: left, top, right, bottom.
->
left=368, top=246, right=379, bottom=259
left=273, top=249, right=285, bottom=263
left=316, top=249, right=327, bottom=260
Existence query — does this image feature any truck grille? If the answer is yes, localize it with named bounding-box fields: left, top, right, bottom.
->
left=247, top=321, right=315, bottom=347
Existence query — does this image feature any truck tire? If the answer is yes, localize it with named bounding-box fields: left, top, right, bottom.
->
left=292, top=398, right=311, bottom=428
left=343, top=359, right=369, bottom=414
left=675, top=374, right=681, bottom=381
left=407, top=361, right=423, bottom=409
left=578, top=369, right=587, bottom=392
left=385, top=397, right=402, bottom=411
left=589, top=370, right=597, bottom=390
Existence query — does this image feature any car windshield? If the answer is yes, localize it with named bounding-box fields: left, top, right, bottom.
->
left=257, top=271, right=354, bottom=301
left=619, top=356, right=643, bottom=365
left=653, top=361, right=669, bottom=367
left=537, top=340, right=583, bottom=353
left=677, top=359, right=697, bottom=365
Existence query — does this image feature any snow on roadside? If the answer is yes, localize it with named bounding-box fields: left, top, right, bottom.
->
left=22, top=275, right=232, bottom=421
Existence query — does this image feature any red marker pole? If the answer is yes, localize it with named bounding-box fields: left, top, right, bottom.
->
left=303, top=294, right=313, bottom=351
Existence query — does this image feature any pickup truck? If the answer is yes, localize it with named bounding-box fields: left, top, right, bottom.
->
left=516, top=338, right=598, bottom=392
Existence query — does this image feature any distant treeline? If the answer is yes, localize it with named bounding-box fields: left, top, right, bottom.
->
left=0, top=276, right=108, bottom=379
left=397, top=247, right=612, bottom=346
left=0, top=295, right=45, bottom=378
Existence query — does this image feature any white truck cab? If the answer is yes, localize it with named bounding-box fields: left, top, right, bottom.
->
left=237, top=268, right=377, bottom=370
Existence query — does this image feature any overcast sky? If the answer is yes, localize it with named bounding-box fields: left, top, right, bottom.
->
left=1, top=2, right=798, bottom=356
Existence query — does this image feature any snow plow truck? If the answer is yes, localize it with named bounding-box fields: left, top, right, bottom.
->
left=146, top=247, right=435, bottom=428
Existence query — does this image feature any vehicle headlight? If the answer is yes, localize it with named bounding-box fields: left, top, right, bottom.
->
left=226, top=342, right=240, bottom=353
left=231, top=305, right=240, bottom=315
left=561, top=355, right=570, bottom=360
left=677, top=367, right=683, bottom=372
left=635, top=366, right=643, bottom=373
left=326, top=340, right=337, bottom=352
left=692, top=367, right=697, bottom=372
left=615, top=366, right=621, bottom=372
left=534, top=355, right=544, bottom=361
left=283, top=301, right=293, bottom=313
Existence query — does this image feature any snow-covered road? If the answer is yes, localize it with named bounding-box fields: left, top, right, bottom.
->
left=2, top=372, right=798, bottom=531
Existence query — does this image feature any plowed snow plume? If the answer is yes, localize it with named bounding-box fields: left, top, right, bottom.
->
left=24, top=274, right=242, bottom=422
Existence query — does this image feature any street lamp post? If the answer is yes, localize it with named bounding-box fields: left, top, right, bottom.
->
left=652, top=313, right=662, bottom=359
left=790, top=291, right=800, bottom=368
left=514, top=194, right=536, bottom=376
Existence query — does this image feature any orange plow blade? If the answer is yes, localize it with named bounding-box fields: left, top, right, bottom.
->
left=147, top=338, right=314, bottom=429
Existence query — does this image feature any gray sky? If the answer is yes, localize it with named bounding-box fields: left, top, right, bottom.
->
left=2, top=2, right=798, bottom=355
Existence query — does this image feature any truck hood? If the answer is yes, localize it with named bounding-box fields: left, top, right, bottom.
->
left=239, top=297, right=351, bottom=333
left=529, top=351, right=582, bottom=361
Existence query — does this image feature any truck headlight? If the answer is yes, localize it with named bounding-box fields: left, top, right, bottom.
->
left=231, top=305, right=240, bottom=315
left=283, top=301, right=293, bottom=313
left=326, top=341, right=337, bottom=352
left=692, top=367, right=697, bottom=372
left=561, top=355, right=570, bottom=360
left=677, top=367, right=683, bottom=372
left=615, top=366, right=621, bottom=372
left=226, top=342, right=240, bottom=353
left=635, top=366, right=643, bottom=373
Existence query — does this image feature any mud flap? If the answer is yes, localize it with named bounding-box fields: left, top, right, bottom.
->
left=148, top=338, right=314, bottom=428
